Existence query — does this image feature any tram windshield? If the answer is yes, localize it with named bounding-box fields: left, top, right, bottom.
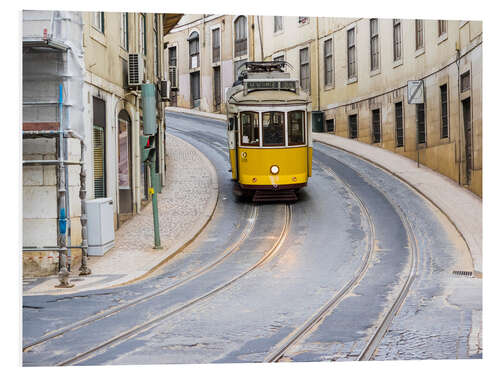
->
left=240, top=112, right=259, bottom=146
left=288, top=111, right=306, bottom=145
left=262, top=111, right=285, bottom=146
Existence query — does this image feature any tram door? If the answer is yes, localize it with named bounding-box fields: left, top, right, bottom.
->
left=462, top=98, right=472, bottom=185
left=227, top=116, right=238, bottom=180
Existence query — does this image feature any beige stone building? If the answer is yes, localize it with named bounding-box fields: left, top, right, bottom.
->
left=164, top=15, right=482, bottom=197
left=22, top=11, right=181, bottom=276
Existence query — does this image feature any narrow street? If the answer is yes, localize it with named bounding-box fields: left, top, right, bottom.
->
left=22, top=113, right=482, bottom=365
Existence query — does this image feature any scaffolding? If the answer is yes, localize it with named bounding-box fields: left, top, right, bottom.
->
left=23, top=11, right=90, bottom=287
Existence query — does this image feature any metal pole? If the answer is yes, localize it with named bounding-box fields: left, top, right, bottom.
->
left=56, top=83, right=72, bottom=288
left=148, top=158, right=162, bottom=249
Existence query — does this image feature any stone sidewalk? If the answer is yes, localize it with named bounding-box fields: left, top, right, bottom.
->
left=23, top=133, right=219, bottom=295
left=165, top=107, right=483, bottom=275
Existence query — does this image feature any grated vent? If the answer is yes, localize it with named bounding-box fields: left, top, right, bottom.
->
left=452, top=270, right=474, bottom=277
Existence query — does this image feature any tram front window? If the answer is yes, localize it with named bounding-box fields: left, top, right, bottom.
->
left=262, top=112, right=285, bottom=146
left=288, top=111, right=306, bottom=145
left=240, top=112, right=259, bottom=146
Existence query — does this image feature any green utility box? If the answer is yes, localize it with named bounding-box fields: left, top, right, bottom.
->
left=312, top=111, right=324, bottom=133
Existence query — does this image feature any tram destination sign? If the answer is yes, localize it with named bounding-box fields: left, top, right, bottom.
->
left=245, top=80, right=297, bottom=94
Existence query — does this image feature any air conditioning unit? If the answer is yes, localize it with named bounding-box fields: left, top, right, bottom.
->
left=160, top=80, right=170, bottom=102
left=128, top=53, right=144, bottom=86
left=168, top=66, right=178, bottom=89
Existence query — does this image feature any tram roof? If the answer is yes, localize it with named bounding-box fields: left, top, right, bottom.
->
left=228, top=87, right=310, bottom=105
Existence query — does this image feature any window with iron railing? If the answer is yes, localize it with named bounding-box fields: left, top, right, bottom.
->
left=189, top=32, right=200, bottom=69
left=212, top=28, right=220, bottom=63
left=349, top=114, right=358, bottom=139
left=440, top=84, right=449, bottom=138
left=372, top=109, right=381, bottom=143
left=395, top=102, right=404, bottom=147
left=417, top=103, right=426, bottom=144
left=234, top=16, right=247, bottom=57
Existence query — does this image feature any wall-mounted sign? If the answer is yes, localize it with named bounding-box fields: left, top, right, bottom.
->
left=407, top=80, right=425, bottom=104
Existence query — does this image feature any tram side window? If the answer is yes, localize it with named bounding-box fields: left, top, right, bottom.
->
left=288, top=111, right=306, bottom=145
left=262, top=112, right=285, bottom=146
left=240, top=112, right=259, bottom=146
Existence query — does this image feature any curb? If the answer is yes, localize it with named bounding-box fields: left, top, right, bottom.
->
left=165, top=106, right=226, bottom=122
left=24, top=133, right=220, bottom=295
left=111, top=133, right=220, bottom=288
left=313, top=136, right=481, bottom=275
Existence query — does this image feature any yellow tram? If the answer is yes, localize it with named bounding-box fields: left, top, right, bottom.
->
left=226, top=61, right=312, bottom=201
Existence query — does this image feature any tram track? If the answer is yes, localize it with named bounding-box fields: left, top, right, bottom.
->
left=265, top=154, right=419, bottom=362
left=55, top=203, right=291, bottom=366
left=23, top=130, right=253, bottom=354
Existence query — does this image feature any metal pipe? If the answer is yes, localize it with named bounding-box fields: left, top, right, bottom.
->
left=23, top=160, right=82, bottom=166
left=56, top=83, right=72, bottom=288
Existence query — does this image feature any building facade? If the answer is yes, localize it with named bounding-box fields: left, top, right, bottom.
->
left=22, top=11, right=179, bottom=276
left=164, top=15, right=482, bottom=197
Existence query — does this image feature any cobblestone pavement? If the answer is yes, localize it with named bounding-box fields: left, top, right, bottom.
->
left=23, top=133, right=218, bottom=295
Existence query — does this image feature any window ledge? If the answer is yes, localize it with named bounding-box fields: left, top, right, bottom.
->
left=369, top=68, right=381, bottom=77
left=347, top=77, right=358, bottom=85
left=437, top=33, right=448, bottom=45
left=415, top=48, right=425, bottom=58
left=212, top=61, right=221, bottom=67
left=233, top=55, right=248, bottom=62
left=393, top=59, right=403, bottom=69
left=90, top=27, right=107, bottom=47
left=324, top=84, right=335, bottom=91
left=273, top=29, right=284, bottom=36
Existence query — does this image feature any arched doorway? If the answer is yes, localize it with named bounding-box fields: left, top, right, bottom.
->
left=118, top=109, right=133, bottom=214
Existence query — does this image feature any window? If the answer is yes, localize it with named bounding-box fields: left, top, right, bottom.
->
left=438, top=20, right=447, bottom=37
left=300, top=47, right=310, bottom=91
left=393, top=19, right=402, bottom=61
left=298, top=16, right=309, bottom=24
left=370, top=19, right=379, bottom=71
left=372, top=109, right=381, bottom=143
left=395, top=102, right=404, bottom=147
left=417, top=103, right=426, bottom=144
left=288, top=111, right=306, bottom=146
left=440, top=84, right=449, bottom=138
left=234, top=16, right=247, bottom=57
left=347, top=28, right=356, bottom=79
left=93, top=97, right=106, bottom=198
left=121, top=13, right=128, bottom=50
left=214, top=67, right=221, bottom=111
left=240, top=112, right=260, bottom=146
left=274, top=16, right=283, bottom=32
left=263, top=112, right=285, bottom=146
left=461, top=71, right=470, bottom=92
left=189, top=32, right=200, bottom=69
left=349, top=114, right=358, bottom=139
left=326, top=118, right=335, bottom=133
left=212, top=28, right=220, bottom=63
left=415, top=19, right=424, bottom=50
left=93, top=12, right=104, bottom=33
left=140, top=13, right=146, bottom=56
left=168, top=46, right=177, bottom=87
left=324, top=38, right=333, bottom=86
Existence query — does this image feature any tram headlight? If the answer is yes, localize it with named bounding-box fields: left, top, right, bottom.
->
left=270, top=165, right=279, bottom=175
